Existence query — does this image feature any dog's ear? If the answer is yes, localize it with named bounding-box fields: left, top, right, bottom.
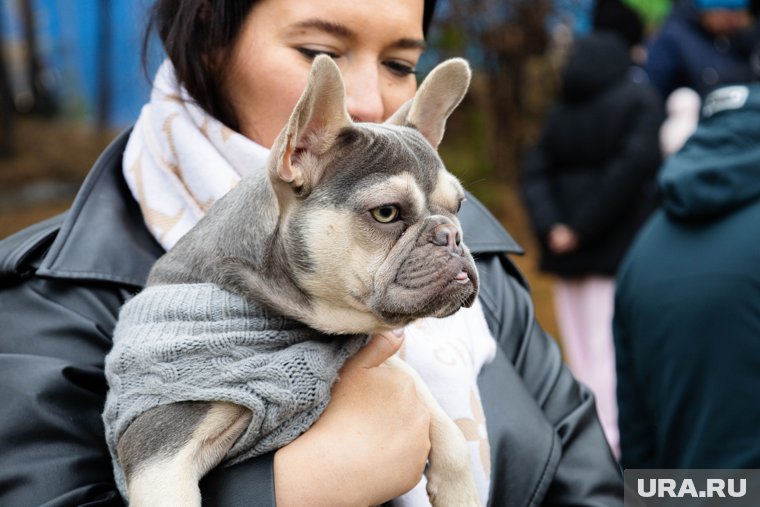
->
left=385, top=58, right=470, bottom=149
left=271, top=55, right=351, bottom=192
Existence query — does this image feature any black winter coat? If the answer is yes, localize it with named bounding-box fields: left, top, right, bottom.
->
left=521, top=32, right=664, bottom=277
left=0, top=130, right=623, bottom=506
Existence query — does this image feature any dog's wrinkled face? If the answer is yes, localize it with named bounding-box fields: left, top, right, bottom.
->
left=285, top=124, right=478, bottom=329
left=268, top=55, right=476, bottom=333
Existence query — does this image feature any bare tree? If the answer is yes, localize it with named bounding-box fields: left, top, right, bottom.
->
left=432, top=0, right=554, bottom=181
left=18, top=0, right=56, bottom=115
left=0, top=7, right=14, bottom=156
left=96, top=0, right=112, bottom=128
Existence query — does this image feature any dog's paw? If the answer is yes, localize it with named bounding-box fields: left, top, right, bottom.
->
left=426, top=471, right=481, bottom=507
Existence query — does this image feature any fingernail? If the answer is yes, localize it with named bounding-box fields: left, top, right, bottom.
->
left=392, top=328, right=405, bottom=337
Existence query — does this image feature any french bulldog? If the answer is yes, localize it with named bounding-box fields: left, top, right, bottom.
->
left=110, top=55, right=481, bottom=506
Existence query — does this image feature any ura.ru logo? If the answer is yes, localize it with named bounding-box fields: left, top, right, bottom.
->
left=638, top=478, right=746, bottom=499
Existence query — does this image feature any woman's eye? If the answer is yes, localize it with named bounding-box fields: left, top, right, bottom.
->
left=370, top=205, right=401, bottom=223
left=297, top=47, right=339, bottom=60
left=384, top=60, right=416, bottom=77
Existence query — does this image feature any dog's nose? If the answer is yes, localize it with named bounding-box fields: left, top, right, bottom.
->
left=432, top=224, right=463, bottom=255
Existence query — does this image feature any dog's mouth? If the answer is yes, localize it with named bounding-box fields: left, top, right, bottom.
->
left=454, top=270, right=471, bottom=284
left=370, top=249, right=479, bottom=325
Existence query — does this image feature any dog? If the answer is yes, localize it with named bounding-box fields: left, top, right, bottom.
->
left=105, top=55, right=481, bottom=506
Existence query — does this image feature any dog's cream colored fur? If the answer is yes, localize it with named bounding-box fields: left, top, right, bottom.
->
left=127, top=403, right=252, bottom=507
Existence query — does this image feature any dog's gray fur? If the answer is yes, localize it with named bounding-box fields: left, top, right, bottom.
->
left=117, top=55, right=481, bottom=506
left=116, top=401, right=212, bottom=479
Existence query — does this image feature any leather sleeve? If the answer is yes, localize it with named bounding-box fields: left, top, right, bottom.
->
left=201, top=454, right=276, bottom=507
left=0, top=277, right=125, bottom=506
left=477, top=253, right=624, bottom=506
left=0, top=275, right=277, bottom=507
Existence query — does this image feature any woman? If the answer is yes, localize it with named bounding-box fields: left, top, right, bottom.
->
left=521, top=31, right=663, bottom=458
left=0, top=1, right=623, bottom=505
left=646, top=0, right=757, bottom=102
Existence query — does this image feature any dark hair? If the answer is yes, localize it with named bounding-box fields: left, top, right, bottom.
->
left=143, top=0, right=256, bottom=129
left=144, top=0, right=437, bottom=130
left=592, top=0, right=644, bottom=48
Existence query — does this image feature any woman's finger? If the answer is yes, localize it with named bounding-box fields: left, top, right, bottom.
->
left=350, top=329, right=405, bottom=368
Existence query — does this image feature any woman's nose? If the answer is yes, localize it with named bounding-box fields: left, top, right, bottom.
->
left=344, top=65, right=384, bottom=123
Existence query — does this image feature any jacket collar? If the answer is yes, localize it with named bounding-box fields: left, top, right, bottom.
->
left=36, top=129, right=164, bottom=288
left=35, top=128, right=521, bottom=288
left=459, top=193, right=523, bottom=256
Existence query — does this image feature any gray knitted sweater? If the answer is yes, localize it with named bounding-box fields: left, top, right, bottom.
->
left=103, top=283, right=366, bottom=496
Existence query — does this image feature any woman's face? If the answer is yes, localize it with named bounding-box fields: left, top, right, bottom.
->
left=699, top=9, right=752, bottom=37
left=223, top=0, right=425, bottom=147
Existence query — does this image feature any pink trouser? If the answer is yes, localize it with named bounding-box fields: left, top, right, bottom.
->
left=553, top=276, right=620, bottom=459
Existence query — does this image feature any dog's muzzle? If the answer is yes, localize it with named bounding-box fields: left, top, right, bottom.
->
left=370, top=217, right=479, bottom=325
left=431, top=223, right=464, bottom=256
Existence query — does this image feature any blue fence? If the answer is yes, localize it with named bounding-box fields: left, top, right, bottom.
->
left=0, top=0, right=594, bottom=128
left=1, top=0, right=158, bottom=127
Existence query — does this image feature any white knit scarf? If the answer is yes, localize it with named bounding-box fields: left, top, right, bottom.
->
left=123, top=60, right=495, bottom=505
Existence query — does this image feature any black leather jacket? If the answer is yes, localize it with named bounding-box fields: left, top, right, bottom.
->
left=0, top=130, right=623, bottom=506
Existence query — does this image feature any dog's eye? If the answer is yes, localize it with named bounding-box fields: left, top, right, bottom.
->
left=297, top=47, right=339, bottom=60
left=370, top=205, right=400, bottom=223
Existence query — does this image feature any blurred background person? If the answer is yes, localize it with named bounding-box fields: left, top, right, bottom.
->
left=646, top=0, right=759, bottom=101
left=521, top=27, right=664, bottom=458
left=615, top=82, right=760, bottom=469
left=647, top=0, right=759, bottom=160
left=592, top=0, right=648, bottom=67
left=593, top=0, right=644, bottom=47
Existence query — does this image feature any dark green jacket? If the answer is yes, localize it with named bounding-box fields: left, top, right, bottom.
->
left=614, top=84, right=760, bottom=469
left=0, top=130, right=622, bottom=506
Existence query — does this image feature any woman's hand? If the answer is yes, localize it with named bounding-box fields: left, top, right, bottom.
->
left=548, top=223, right=580, bottom=254
left=274, top=330, right=431, bottom=507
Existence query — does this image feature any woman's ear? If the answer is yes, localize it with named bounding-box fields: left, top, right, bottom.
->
left=385, top=58, right=471, bottom=149
left=271, top=55, right=352, bottom=189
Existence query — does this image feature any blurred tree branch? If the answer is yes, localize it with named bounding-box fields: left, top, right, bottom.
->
left=0, top=7, right=14, bottom=156
left=18, top=0, right=57, bottom=115
left=96, top=0, right=112, bottom=129
left=0, top=69, right=12, bottom=156
left=433, top=0, right=557, bottom=181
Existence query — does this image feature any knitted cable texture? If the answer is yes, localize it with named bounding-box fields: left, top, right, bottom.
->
left=103, top=283, right=367, bottom=497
